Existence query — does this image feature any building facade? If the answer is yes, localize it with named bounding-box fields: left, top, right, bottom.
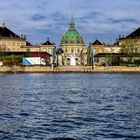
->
left=0, top=26, right=28, bottom=52
left=0, top=25, right=56, bottom=55
left=88, top=39, right=106, bottom=65
left=0, top=25, right=55, bottom=64
left=118, top=27, right=140, bottom=52
left=60, top=18, right=86, bottom=66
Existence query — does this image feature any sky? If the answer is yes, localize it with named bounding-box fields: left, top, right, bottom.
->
left=0, top=0, right=140, bottom=47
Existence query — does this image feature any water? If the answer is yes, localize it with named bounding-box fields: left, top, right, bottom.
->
left=0, top=73, right=140, bottom=140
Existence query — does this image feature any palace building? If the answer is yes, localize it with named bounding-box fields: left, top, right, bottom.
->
left=0, top=24, right=54, bottom=64
left=0, top=25, right=28, bottom=52
left=118, top=27, right=140, bottom=53
left=60, top=18, right=86, bottom=66
left=0, top=24, right=55, bottom=54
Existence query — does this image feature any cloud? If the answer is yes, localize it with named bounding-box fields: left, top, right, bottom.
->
left=0, top=0, right=140, bottom=46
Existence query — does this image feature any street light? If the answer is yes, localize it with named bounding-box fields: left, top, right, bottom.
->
left=56, top=48, right=64, bottom=66
left=92, top=48, right=96, bottom=70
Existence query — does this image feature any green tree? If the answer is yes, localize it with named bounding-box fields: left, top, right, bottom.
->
left=26, top=48, right=31, bottom=57
left=120, top=42, right=139, bottom=63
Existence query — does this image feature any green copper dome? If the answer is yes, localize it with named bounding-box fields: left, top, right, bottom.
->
left=61, top=19, right=84, bottom=44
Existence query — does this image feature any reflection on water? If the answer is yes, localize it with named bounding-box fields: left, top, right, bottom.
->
left=0, top=73, right=140, bottom=140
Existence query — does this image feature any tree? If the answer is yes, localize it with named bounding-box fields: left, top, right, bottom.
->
left=120, top=42, right=139, bottom=63
left=0, top=44, right=7, bottom=58
left=25, top=48, right=31, bottom=57
left=0, top=45, right=3, bottom=52
left=56, top=48, right=64, bottom=65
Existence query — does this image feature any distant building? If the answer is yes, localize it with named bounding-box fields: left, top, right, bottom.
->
left=88, top=39, right=106, bottom=65
left=0, top=25, right=28, bottom=52
left=41, top=38, right=56, bottom=55
left=41, top=38, right=56, bottom=63
left=88, top=39, right=122, bottom=66
left=89, top=39, right=105, bottom=55
left=60, top=18, right=87, bottom=66
left=0, top=24, right=54, bottom=64
left=118, top=27, right=140, bottom=53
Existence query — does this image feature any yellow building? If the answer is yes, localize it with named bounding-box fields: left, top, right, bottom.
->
left=41, top=38, right=56, bottom=55
left=0, top=25, right=56, bottom=56
left=118, top=27, right=140, bottom=53
left=0, top=25, right=55, bottom=65
left=88, top=39, right=106, bottom=65
left=0, top=26, right=28, bottom=52
left=89, top=39, right=106, bottom=55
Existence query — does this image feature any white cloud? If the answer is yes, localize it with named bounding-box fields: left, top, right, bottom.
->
left=0, top=0, right=140, bottom=45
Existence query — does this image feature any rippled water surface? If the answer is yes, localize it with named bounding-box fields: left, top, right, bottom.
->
left=0, top=73, right=140, bottom=140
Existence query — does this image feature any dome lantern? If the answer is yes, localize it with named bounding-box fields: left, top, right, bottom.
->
left=69, top=19, right=75, bottom=31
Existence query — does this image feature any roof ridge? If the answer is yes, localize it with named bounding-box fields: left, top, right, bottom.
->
left=126, top=27, right=140, bottom=38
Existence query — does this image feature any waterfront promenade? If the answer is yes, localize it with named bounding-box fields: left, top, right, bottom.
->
left=0, top=66, right=140, bottom=73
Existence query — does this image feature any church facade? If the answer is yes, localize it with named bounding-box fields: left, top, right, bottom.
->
left=60, top=18, right=87, bottom=66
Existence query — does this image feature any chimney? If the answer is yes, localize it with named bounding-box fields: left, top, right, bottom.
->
left=24, top=35, right=26, bottom=40
left=0, top=20, right=6, bottom=27
left=21, top=34, right=26, bottom=40
left=2, top=22, right=6, bottom=28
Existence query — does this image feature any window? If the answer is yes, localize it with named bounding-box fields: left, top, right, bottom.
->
left=99, top=48, right=102, bottom=53
left=72, top=49, right=74, bottom=53
left=7, top=42, right=11, bottom=46
left=17, top=43, right=20, bottom=46
left=12, top=42, right=15, bottom=46
left=21, top=43, right=25, bottom=46
left=105, top=49, right=108, bottom=53
left=43, top=49, right=46, bottom=52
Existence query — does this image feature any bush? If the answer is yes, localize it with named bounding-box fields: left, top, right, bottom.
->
left=134, top=59, right=140, bottom=64
left=119, top=63, right=128, bottom=66
left=0, top=55, right=23, bottom=65
left=3, top=60, right=19, bottom=66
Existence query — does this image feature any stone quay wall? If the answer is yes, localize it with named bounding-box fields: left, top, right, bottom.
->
left=0, top=66, right=53, bottom=73
left=0, top=66, right=140, bottom=73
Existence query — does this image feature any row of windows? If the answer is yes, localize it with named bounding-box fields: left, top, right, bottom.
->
left=42, top=48, right=52, bottom=54
left=91, top=48, right=103, bottom=54
left=0, top=47, right=20, bottom=51
left=0, top=41, right=25, bottom=46
left=64, top=48, right=81, bottom=54
left=64, top=40, right=81, bottom=44
left=119, top=41, right=140, bottom=46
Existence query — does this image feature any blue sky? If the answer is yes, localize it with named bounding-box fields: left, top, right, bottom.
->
left=0, top=0, right=140, bottom=47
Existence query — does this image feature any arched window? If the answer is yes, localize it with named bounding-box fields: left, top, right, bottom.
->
left=99, top=48, right=102, bottom=53
left=72, top=48, right=74, bottom=53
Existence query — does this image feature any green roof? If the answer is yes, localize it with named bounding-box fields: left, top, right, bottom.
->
left=61, top=19, right=84, bottom=44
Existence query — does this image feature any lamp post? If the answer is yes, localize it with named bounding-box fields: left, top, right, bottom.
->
left=56, top=48, right=64, bottom=66
left=92, top=56, right=94, bottom=70
left=92, top=48, right=96, bottom=70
